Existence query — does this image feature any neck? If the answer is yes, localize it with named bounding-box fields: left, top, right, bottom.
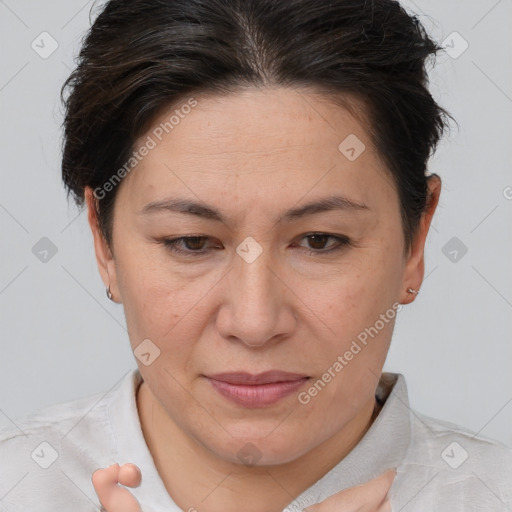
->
left=136, top=381, right=377, bottom=512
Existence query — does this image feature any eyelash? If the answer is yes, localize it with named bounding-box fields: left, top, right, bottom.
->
left=160, top=233, right=350, bottom=258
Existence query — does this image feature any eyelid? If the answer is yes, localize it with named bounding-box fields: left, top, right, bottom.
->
left=160, top=233, right=351, bottom=257
left=161, top=235, right=219, bottom=257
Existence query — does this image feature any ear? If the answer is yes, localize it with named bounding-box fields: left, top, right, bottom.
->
left=84, top=187, right=121, bottom=303
left=400, top=174, right=441, bottom=305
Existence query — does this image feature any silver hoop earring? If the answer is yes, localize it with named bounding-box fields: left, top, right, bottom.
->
left=106, top=285, right=114, bottom=301
left=407, top=287, right=419, bottom=295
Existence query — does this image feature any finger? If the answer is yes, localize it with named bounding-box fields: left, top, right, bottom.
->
left=92, top=464, right=142, bottom=512
left=118, top=463, right=142, bottom=488
left=370, top=468, right=396, bottom=496
left=92, top=463, right=121, bottom=489
left=376, top=498, right=392, bottom=512
left=353, top=468, right=396, bottom=495
left=342, top=469, right=396, bottom=504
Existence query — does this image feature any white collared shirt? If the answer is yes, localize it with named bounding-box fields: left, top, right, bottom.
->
left=1, top=369, right=511, bottom=511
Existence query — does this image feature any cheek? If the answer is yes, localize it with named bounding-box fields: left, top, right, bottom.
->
left=300, top=294, right=396, bottom=430
left=312, top=244, right=402, bottom=331
left=300, top=240, right=402, bottom=389
left=114, top=241, right=200, bottom=349
left=308, top=279, right=395, bottom=371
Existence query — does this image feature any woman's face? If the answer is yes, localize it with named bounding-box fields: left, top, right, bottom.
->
left=89, top=87, right=427, bottom=465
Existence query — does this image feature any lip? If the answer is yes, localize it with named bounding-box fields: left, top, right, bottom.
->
left=204, top=371, right=310, bottom=408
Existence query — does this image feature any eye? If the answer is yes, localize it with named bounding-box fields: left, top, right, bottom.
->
left=297, top=233, right=350, bottom=255
left=161, top=236, right=219, bottom=256
left=159, top=233, right=350, bottom=258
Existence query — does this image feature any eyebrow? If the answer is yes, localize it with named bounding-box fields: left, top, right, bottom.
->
left=139, top=195, right=369, bottom=223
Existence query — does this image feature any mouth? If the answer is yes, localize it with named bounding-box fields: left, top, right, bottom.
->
left=204, top=371, right=310, bottom=408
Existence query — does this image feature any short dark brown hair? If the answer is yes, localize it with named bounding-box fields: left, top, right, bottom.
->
left=61, top=0, right=451, bottom=250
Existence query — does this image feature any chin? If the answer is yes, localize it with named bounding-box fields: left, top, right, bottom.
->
left=204, top=425, right=314, bottom=467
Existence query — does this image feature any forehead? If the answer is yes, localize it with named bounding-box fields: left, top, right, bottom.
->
left=146, top=86, right=370, bottom=155
left=118, top=86, right=394, bottom=212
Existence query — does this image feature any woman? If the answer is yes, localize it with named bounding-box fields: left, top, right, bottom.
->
left=1, top=0, right=510, bottom=511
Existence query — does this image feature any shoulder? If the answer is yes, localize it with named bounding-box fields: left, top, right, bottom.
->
left=0, top=385, right=113, bottom=449
left=0, top=388, right=116, bottom=511
left=416, top=411, right=512, bottom=470
left=396, top=410, right=512, bottom=510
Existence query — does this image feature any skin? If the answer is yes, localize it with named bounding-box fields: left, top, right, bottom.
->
left=92, top=464, right=142, bottom=512
left=86, top=86, right=440, bottom=512
left=91, top=464, right=394, bottom=512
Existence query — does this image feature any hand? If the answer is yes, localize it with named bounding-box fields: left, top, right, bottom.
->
left=303, top=469, right=396, bottom=512
left=92, top=462, right=143, bottom=512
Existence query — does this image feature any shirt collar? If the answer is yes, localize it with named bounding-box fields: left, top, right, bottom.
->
left=106, top=368, right=179, bottom=511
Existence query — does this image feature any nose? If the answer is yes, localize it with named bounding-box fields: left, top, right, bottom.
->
left=216, top=247, right=297, bottom=348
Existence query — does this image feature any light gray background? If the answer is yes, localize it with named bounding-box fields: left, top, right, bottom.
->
left=1, top=0, right=511, bottom=447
